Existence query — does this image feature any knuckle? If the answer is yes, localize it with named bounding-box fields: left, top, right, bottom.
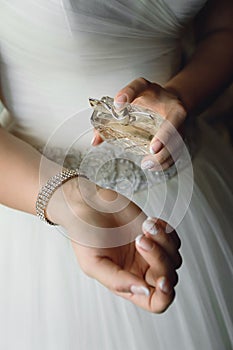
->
left=157, top=127, right=173, bottom=145
left=156, top=151, right=168, bottom=164
left=175, top=103, right=187, bottom=120
left=161, top=158, right=173, bottom=170
left=176, top=235, right=181, bottom=249
left=167, top=134, right=181, bottom=151
left=137, top=77, right=150, bottom=87
left=125, top=85, right=137, bottom=96
left=111, top=281, right=120, bottom=292
left=175, top=253, right=183, bottom=270
left=172, top=271, right=179, bottom=286
left=156, top=304, right=170, bottom=314
left=170, top=232, right=181, bottom=249
left=154, top=290, right=175, bottom=314
left=158, top=228, right=171, bottom=244
left=169, top=98, right=186, bottom=115
left=150, top=82, right=161, bottom=94
left=157, top=251, right=167, bottom=265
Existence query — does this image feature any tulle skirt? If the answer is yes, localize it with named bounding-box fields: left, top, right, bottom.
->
left=0, top=120, right=232, bottom=350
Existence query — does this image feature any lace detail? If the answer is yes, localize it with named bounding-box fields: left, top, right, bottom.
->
left=38, top=139, right=191, bottom=195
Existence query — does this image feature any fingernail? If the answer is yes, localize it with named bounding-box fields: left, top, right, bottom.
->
left=141, top=160, right=155, bottom=170
left=159, top=277, right=170, bottom=294
left=165, top=224, right=174, bottom=234
left=142, top=218, right=158, bottom=235
left=91, top=135, right=97, bottom=145
left=130, top=285, right=150, bottom=296
left=114, top=94, right=128, bottom=109
left=135, top=234, right=154, bottom=251
left=150, top=140, right=163, bottom=154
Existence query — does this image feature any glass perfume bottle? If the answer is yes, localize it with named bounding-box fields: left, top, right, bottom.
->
left=90, top=96, right=163, bottom=155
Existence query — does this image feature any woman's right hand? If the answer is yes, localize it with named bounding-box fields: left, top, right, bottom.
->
left=92, top=78, right=187, bottom=171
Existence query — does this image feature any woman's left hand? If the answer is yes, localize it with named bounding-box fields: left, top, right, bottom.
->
left=92, top=78, right=187, bottom=171
left=72, top=216, right=182, bottom=314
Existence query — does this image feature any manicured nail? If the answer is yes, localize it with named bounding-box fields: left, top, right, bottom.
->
left=141, top=160, right=155, bottom=170
left=150, top=140, right=163, bottom=154
left=159, top=277, right=170, bottom=294
left=130, top=285, right=150, bottom=296
left=142, top=218, right=158, bottom=235
left=114, top=94, right=128, bottom=109
left=165, top=224, right=174, bottom=233
left=135, top=234, right=154, bottom=251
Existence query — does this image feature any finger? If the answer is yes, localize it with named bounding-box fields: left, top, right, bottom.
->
left=141, top=153, right=174, bottom=171
left=135, top=235, right=178, bottom=285
left=142, top=218, right=181, bottom=250
left=154, top=218, right=181, bottom=247
left=114, top=77, right=150, bottom=107
left=121, top=276, right=175, bottom=313
left=141, top=148, right=172, bottom=169
left=159, top=157, right=175, bottom=171
left=142, top=218, right=182, bottom=269
left=149, top=276, right=175, bottom=313
left=91, top=129, right=104, bottom=146
left=151, top=120, right=183, bottom=153
left=150, top=106, right=186, bottom=153
left=126, top=275, right=175, bottom=313
left=144, top=263, right=178, bottom=289
left=75, top=243, right=176, bottom=313
left=151, top=146, right=172, bottom=166
left=153, top=148, right=181, bottom=170
left=141, top=140, right=183, bottom=171
left=90, top=255, right=150, bottom=297
left=93, top=254, right=177, bottom=314
left=153, top=137, right=183, bottom=161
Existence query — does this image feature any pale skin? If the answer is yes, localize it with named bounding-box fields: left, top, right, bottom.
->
left=0, top=127, right=181, bottom=313
left=0, top=0, right=232, bottom=313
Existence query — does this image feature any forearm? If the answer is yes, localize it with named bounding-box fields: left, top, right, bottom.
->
left=0, top=126, right=61, bottom=215
left=165, top=0, right=233, bottom=115
left=165, top=32, right=233, bottom=114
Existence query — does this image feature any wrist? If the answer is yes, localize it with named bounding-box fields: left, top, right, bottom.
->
left=164, top=84, right=182, bottom=102
left=163, top=83, right=189, bottom=123
left=37, top=163, right=91, bottom=227
left=45, top=175, right=82, bottom=227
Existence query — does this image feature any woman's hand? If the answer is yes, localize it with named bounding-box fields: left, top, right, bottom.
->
left=92, top=78, right=187, bottom=171
left=72, top=216, right=181, bottom=313
left=47, top=177, right=182, bottom=313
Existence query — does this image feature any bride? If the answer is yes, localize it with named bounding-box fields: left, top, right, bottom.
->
left=0, top=0, right=232, bottom=349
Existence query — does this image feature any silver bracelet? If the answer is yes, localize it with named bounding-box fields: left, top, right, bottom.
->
left=36, top=168, right=81, bottom=225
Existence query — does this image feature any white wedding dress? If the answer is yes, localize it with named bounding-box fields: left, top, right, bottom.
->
left=0, top=1, right=233, bottom=349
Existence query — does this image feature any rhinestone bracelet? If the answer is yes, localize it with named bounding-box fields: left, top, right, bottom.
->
left=36, top=168, right=81, bottom=225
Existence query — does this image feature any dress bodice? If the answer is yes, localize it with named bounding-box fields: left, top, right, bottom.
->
left=0, top=0, right=206, bottom=147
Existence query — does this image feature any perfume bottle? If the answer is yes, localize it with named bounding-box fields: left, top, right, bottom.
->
left=89, top=96, right=163, bottom=155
